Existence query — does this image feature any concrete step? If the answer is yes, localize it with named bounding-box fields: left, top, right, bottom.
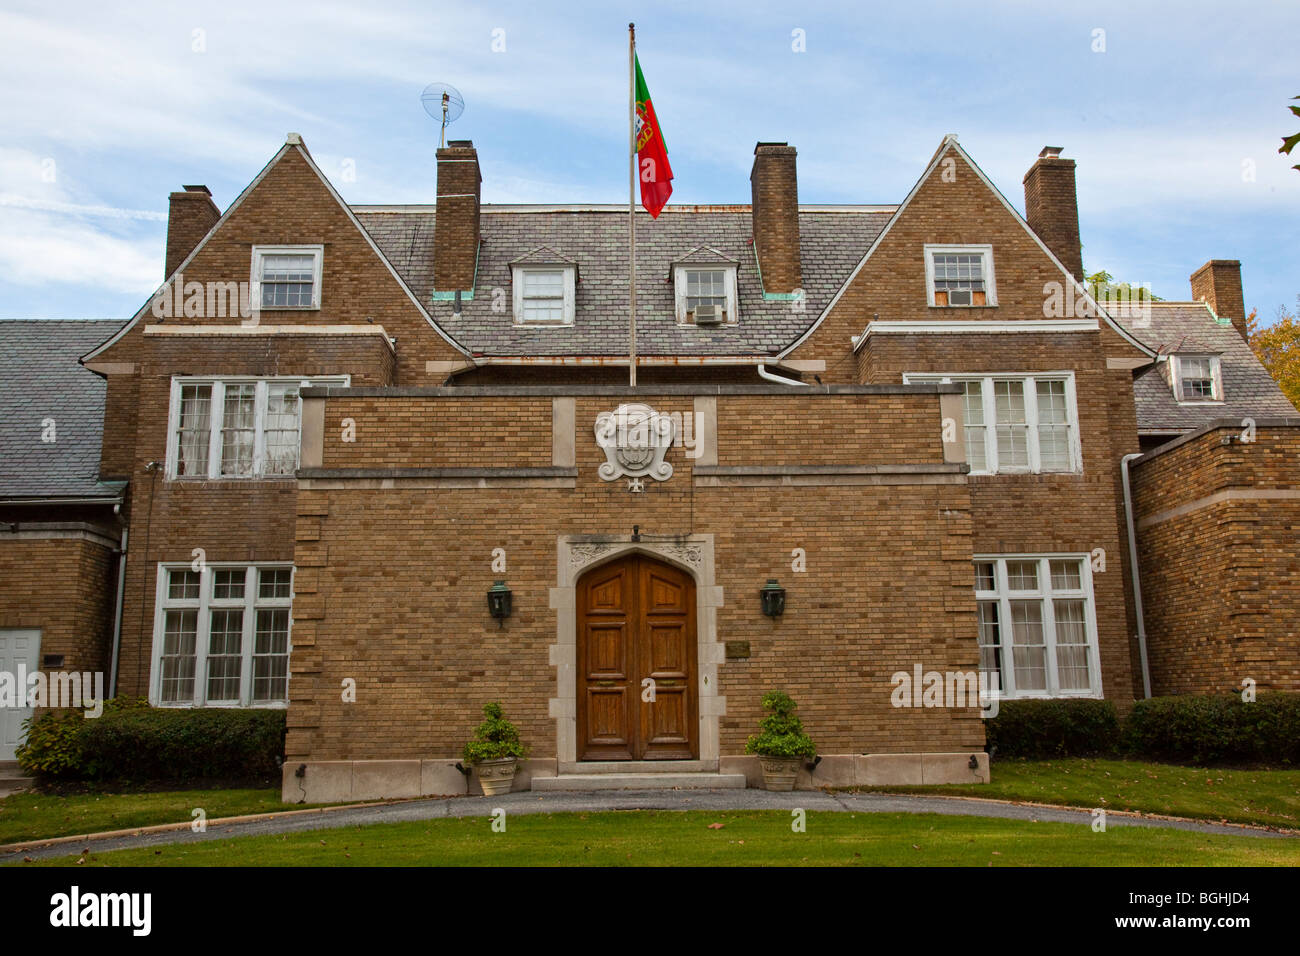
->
left=533, top=772, right=747, bottom=792
left=0, top=774, right=34, bottom=786
left=559, top=760, right=714, bottom=775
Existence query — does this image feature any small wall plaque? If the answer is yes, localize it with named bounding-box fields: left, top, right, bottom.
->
left=725, top=640, right=751, bottom=660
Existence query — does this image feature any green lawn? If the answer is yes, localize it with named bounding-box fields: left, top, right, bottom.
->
left=871, top=758, right=1300, bottom=830
left=16, top=810, right=1299, bottom=867
left=0, top=788, right=300, bottom=845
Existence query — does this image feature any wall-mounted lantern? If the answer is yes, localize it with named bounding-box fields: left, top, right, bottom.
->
left=487, top=580, right=512, bottom=626
left=759, top=579, right=786, bottom=618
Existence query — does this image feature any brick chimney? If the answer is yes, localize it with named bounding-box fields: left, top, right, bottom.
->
left=1023, top=147, right=1083, bottom=282
left=165, top=185, right=220, bottom=278
left=434, top=140, right=481, bottom=292
left=750, top=142, right=801, bottom=294
left=1191, top=260, right=1247, bottom=340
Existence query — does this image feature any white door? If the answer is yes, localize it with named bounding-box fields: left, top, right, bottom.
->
left=0, top=629, right=41, bottom=761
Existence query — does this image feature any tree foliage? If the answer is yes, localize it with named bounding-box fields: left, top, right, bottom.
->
left=1084, top=269, right=1162, bottom=302
left=1281, top=95, right=1300, bottom=171
left=1248, top=300, right=1300, bottom=412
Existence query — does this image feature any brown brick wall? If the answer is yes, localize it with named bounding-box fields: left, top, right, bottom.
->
left=108, top=335, right=396, bottom=697
left=0, top=533, right=117, bottom=677
left=715, top=393, right=941, bottom=466
left=790, top=143, right=1106, bottom=383
left=862, top=331, right=1142, bottom=706
left=286, top=390, right=984, bottom=761
left=1131, top=426, right=1300, bottom=694
left=93, top=146, right=465, bottom=388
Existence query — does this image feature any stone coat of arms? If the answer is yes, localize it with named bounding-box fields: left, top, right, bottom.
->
left=594, top=403, right=675, bottom=482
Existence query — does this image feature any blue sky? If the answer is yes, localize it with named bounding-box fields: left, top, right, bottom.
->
left=1, top=0, right=1296, bottom=323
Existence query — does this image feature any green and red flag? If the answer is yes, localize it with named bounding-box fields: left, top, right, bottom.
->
left=633, top=54, right=674, bottom=217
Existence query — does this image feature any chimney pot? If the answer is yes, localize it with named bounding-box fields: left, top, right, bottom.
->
left=1039, top=146, right=1063, bottom=159
left=750, top=142, right=801, bottom=294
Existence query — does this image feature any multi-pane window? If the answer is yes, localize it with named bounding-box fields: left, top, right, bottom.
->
left=674, top=264, right=738, bottom=324
left=974, top=556, right=1100, bottom=698
left=521, top=270, right=565, bottom=322
left=512, top=266, right=575, bottom=325
left=907, top=374, right=1080, bottom=474
left=252, top=246, right=322, bottom=309
left=931, top=253, right=987, bottom=306
left=167, top=377, right=347, bottom=480
left=154, top=565, right=293, bottom=707
left=1175, top=355, right=1221, bottom=402
left=685, top=269, right=727, bottom=313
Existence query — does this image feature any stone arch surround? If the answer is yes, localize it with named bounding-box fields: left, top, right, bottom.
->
left=550, top=534, right=725, bottom=771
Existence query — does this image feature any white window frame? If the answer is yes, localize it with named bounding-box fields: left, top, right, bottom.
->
left=673, top=264, right=739, bottom=325
left=512, top=265, right=576, bottom=326
left=973, top=554, right=1103, bottom=700
left=924, top=244, right=997, bottom=308
left=165, top=375, right=349, bottom=480
left=250, top=245, right=324, bottom=310
left=1170, top=354, right=1224, bottom=405
left=149, top=563, right=294, bottom=708
left=903, top=371, right=1082, bottom=475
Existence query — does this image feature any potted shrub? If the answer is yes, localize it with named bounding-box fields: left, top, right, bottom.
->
left=462, top=701, right=526, bottom=796
left=745, top=690, right=816, bottom=791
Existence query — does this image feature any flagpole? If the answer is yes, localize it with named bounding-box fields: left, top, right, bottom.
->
left=627, top=22, right=637, bottom=387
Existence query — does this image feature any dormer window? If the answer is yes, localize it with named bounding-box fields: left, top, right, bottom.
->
left=673, top=264, right=738, bottom=325
left=925, top=244, right=996, bottom=307
left=1172, top=354, right=1223, bottom=403
left=512, top=264, right=576, bottom=326
left=252, top=245, right=323, bottom=310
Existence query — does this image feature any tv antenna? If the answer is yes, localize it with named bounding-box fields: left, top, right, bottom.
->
left=420, top=82, right=465, bottom=147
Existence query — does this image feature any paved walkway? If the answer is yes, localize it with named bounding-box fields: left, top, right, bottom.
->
left=3, top=788, right=1292, bottom=862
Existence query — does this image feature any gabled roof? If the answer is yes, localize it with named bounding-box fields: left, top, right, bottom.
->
left=81, top=136, right=471, bottom=366
left=779, top=135, right=1158, bottom=361
left=0, top=320, right=127, bottom=500
left=1110, top=302, right=1297, bottom=433
left=510, top=246, right=577, bottom=266
left=673, top=245, right=738, bottom=265
left=354, top=205, right=892, bottom=357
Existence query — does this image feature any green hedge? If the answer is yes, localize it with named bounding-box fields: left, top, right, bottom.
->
left=985, top=693, right=1300, bottom=765
left=1123, top=693, right=1300, bottom=765
left=17, top=699, right=286, bottom=781
left=984, top=699, right=1121, bottom=759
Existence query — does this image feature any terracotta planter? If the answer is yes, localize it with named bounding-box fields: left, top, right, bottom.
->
left=757, top=755, right=802, bottom=791
left=474, top=757, right=518, bottom=796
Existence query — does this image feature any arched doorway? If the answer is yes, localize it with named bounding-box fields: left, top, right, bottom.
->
left=576, top=553, right=698, bottom=761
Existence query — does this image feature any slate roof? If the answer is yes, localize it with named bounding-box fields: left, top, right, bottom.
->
left=0, top=320, right=127, bottom=499
left=353, top=205, right=893, bottom=357
left=1109, top=303, right=1297, bottom=433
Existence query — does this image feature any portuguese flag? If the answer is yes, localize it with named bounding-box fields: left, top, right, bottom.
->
left=634, top=54, right=674, bottom=218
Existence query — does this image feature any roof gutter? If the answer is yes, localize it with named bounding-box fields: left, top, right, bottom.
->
left=0, top=495, right=124, bottom=507
left=1120, top=452, right=1153, bottom=699
left=756, top=363, right=810, bottom=387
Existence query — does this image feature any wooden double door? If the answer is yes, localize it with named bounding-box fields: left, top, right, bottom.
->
left=577, top=555, right=698, bottom=761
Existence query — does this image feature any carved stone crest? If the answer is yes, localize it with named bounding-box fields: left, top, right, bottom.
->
left=594, top=403, right=675, bottom=482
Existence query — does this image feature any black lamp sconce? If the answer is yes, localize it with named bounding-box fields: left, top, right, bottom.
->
left=487, top=580, right=513, bottom=626
left=760, top=578, right=786, bottom=618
